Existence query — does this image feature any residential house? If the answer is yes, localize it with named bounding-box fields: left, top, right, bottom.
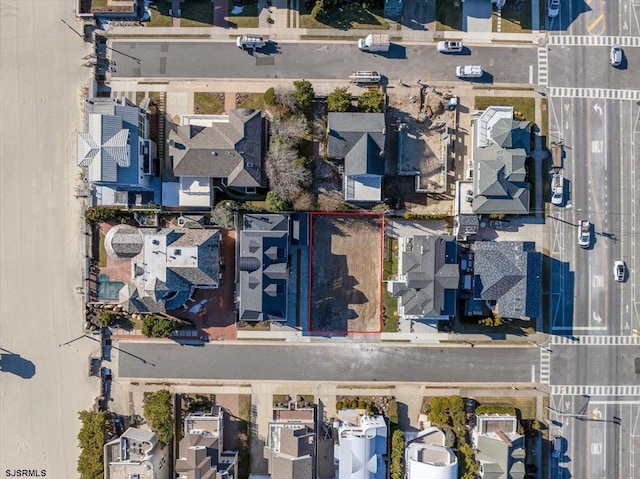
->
left=471, top=414, right=526, bottom=479
left=176, top=406, right=238, bottom=479
left=263, top=401, right=316, bottom=479
left=327, top=113, right=386, bottom=202
left=107, top=225, right=221, bottom=313
left=471, top=241, right=541, bottom=320
left=406, top=427, right=458, bottom=479
left=103, top=427, right=169, bottom=479
left=471, top=106, right=531, bottom=215
left=387, top=235, right=460, bottom=325
left=238, top=214, right=289, bottom=322
left=336, top=415, right=387, bottom=479
left=164, top=109, right=264, bottom=207
left=77, top=97, right=157, bottom=206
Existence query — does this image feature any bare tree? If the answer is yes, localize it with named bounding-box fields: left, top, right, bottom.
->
left=266, top=136, right=312, bottom=199
left=270, top=114, right=310, bottom=143
left=274, top=88, right=298, bottom=113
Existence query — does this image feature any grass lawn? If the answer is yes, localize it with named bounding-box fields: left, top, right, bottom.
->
left=435, top=0, right=462, bottom=31
left=91, top=0, right=108, bottom=7
left=300, top=4, right=389, bottom=30
left=227, top=3, right=259, bottom=28
left=194, top=92, right=224, bottom=114
left=382, top=290, right=398, bottom=332
left=180, top=0, right=214, bottom=27
left=540, top=97, right=548, bottom=150
left=98, top=232, right=107, bottom=267
left=238, top=92, right=264, bottom=110
left=493, top=0, right=532, bottom=33
left=148, top=1, right=173, bottom=27
left=474, top=96, right=535, bottom=126
left=476, top=395, right=537, bottom=419
left=383, top=236, right=398, bottom=280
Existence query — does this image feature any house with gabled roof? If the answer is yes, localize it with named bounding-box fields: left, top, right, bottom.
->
left=471, top=241, right=541, bottom=319
left=106, top=225, right=221, bottom=313
left=77, top=97, right=157, bottom=206
left=387, top=235, right=460, bottom=324
left=471, top=414, right=525, bottom=479
left=327, top=113, right=386, bottom=202
left=238, top=214, right=289, bottom=322
left=164, top=109, right=265, bottom=207
left=471, top=106, right=531, bottom=215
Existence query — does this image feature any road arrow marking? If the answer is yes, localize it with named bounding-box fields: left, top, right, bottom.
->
left=593, top=103, right=603, bottom=115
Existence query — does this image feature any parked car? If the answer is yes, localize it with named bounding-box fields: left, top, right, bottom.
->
left=610, top=44, right=623, bottom=67
left=489, top=220, right=511, bottom=229
left=577, top=220, right=592, bottom=248
left=548, top=0, right=560, bottom=17
left=437, top=41, right=463, bottom=53
left=614, top=260, right=626, bottom=282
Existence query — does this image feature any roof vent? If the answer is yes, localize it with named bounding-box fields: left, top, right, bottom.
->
left=152, top=239, right=159, bottom=245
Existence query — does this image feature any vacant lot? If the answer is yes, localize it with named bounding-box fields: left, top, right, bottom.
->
left=310, top=213, right=383, bottom=332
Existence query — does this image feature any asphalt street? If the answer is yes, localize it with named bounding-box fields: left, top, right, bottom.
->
left=550, top=345, right=640, bottom=386
left=109, top=41, right=537, bottom=84
left=117, top=342, right=540, bottom=382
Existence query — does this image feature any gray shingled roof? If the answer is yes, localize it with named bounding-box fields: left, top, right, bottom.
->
left=389, top=236, right=459, bottom=319
left=472, top=108, right=531, bottom=215
left=239, top=214, right=289, bottom=321
left=169, top=109, right=264, bottom=188
left=327, top=113, right=386, bottom=159
left=475, top=434, right=525, bottom=479
left=104, top=224, right=143, bottom=260
left=472, top=241, right=541, bottom=319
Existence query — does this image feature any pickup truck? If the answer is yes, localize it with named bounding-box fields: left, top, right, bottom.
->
left=456, top=65, right=483, bottom=78
left=236, top=34, right=267, bottom=50
left=578, top=220, right=592, bottom=248
left=551, top=174, right=564, bottom=205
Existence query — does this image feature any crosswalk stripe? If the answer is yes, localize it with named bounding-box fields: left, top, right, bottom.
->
left=537, top=47, right=548, bottom=87
left=551, top=335, right=640, bottom=345
left=549, top=35, right=640, bottom=47
left=551, top=385, right=640, bottom=396
left=549, top=87, right=640, bottom=101
left=540, top=347, right=551, bottom=384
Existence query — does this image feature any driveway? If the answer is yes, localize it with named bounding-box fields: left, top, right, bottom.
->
left=462, top=0, right=493, bottom=32
left=401, top=0, right=435, bottom=30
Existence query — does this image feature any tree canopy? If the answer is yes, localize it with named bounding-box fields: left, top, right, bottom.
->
left=143, top=389, right=174, bottom=445
left=358, top=90, right=385, bottom=113
left=293, top=80, right=315, bottom=110
left=141, top=315, right=176, bottom=338
left=77, top=410, right=114, bottom=479
left=327, top=87, right=352, bottom=112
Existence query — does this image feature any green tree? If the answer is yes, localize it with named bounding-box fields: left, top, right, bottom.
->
left=327, top=87, right=352, bottom=112
left=141, top=315, right=176, bottom=338
left=266, top=191, right=292, bottom=212
left=389, top=428, right=405, bottom=479
left=77, top=410, right=114, bottom=479
left=210, top=203, right=236, bottom=229
left=358, top=90, right=385, bottom=113
left=85, top=207, right=133, bottom=225
left=97, top=311, right=117, bottom=327
left=264, top=87, right=276, bottom=106
left=427, top=397, right=451, bottom=427
left=143, top=389, right=174, bottom=445
left=293, top=80, right=315, bottom=110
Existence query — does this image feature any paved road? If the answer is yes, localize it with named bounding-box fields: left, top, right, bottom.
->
left=109, top=41, right=537, bottom=84
left=0, top=1, right=97, bottom=477
left=118, top=342, right=540, bottom=382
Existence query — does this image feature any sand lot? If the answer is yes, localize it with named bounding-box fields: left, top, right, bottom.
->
left=309, top=214, right=383, bottom=333
left=0, top=2, right=97, bottom=476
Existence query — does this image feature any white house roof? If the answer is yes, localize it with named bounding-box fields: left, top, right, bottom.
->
left=338, top=415, right=387, bottom=479
left=406, top=428, right=457, bottom=479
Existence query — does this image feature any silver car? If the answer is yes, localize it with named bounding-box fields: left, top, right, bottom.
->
left=610, top=44, right=622, bottom=67
left=437, top=41, right=463, bottom=54
left=614, top=260, right=626, bottom=282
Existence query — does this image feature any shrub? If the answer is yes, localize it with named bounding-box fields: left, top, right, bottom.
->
left=210, top=204, right=235, bottom=229
left=327, top=87, right=352, bottom=112
left=336, top=401, right=344, bottom=411
left=358, top=400, right=366, bottom=409
left=389, top=428, right=405, bottom=479
left=349, top=399, right=358, bottom=409
left=77, top=410, right=114, bottom=479
left=85, top=206, right=133, bottom=225
left=427, top=396, right=466, bottom=430
left=266, top=191, right=292, bottom=212
left=293, top=80, right=315, bottom=110
left=388, top=399, right=399, bottom=424
left=142, top=314, right=176, bottom=338
left=358, top=90, right=385, bottom=113
left=403, top=212, right=448, bottom=220
left=97, top=311, right=117, bottom=327
left=476, top=405, right=517, bottom=416
left=143, top=390, right=174, bottom=445
left=264, top=87, right=276, bottom=106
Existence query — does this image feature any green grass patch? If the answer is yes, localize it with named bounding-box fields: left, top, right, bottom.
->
left=382, top=290, right=399, bottom=333
left=299, top=4, right=389, bottom=30
left=493, top=0, right=532, bottom=33
left=91, top=0, right=108, bottom=7
left=476, top=395, right=536, bottom=419
left=435, top=0, right=462, bottom=31
left=238, top=92, right=264, bottom=110
left=180, top=0, right=214, bottom=27
left=383, top=237, right=398, bottom=280
left=474, top=96, right=535, bottom=126
left=227, top=3, right=259, bottom=28
left=540, top=97, right=548, bottom=139
left=98, top=232, right=107, bottom=267
left=194, top=92, right=224, bottom=114
left=148, top=1, right=173, bottom=27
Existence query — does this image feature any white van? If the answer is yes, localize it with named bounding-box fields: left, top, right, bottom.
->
left=236, top=34, right=267, bottom=50
left=456, top=65, right=483, bottom=78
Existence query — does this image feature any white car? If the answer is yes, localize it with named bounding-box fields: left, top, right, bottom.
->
left=614, top=260, right=626, bottom=282
left=437, top=41, right=463, bottom=53
left=610, top=44, right=623, bottom=67
left=548, top=0, right=560, bottom=17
